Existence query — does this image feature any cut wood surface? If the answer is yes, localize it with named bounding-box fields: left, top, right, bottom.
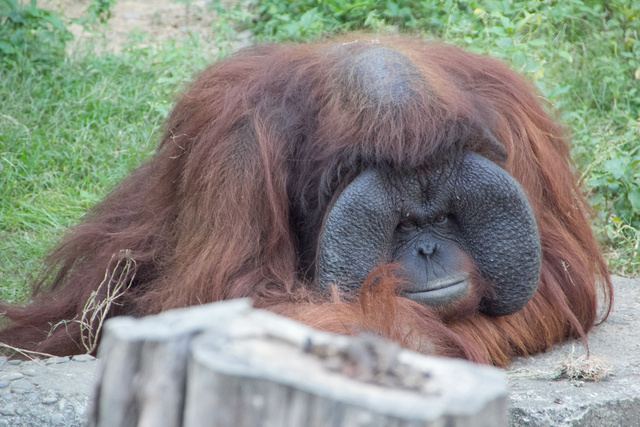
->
left=88, top=299, right=508, bottom=427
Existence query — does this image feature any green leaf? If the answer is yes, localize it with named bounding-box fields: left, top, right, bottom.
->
left=604, top=158, right=627, bottom=180
left=588, top=177, right=607, bottom=187
left=486, top=26, right=508, bottom=36
left=522, top=59, right=542, bottom=73
left=498, top=15, right=511, bottom=29
left=528, top=39, right=547, bottom=47
left=495, top=37, right=513, bottom=48
left=628, top=189, right=640, bottom=211
left=511, top=51, right=527, bottom=67
left=556, top=50, right=573, bottom=63
left=0, top=41, right=15, bottom=54
left=0, top=0, right=20, bottom=13
left=6, top=10, right=25, bottom=23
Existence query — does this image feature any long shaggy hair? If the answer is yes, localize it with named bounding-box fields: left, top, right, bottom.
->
left=0, top=36, right=612, bottom=366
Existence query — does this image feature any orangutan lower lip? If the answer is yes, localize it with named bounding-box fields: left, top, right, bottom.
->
left=401, top=274, right=470, bottom=308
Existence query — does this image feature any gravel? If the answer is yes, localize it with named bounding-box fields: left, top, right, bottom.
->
left=0, top=355, right=96, bottom=427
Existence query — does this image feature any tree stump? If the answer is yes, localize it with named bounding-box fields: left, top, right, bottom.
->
left=88, top=300, right=508, bottom=427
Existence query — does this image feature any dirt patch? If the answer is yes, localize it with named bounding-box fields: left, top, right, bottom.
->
left=36, top=0, right=238, bottom=53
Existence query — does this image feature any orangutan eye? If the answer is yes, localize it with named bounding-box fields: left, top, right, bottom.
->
left=398, top=219, right=417, bottom=230
left=434, top=214, right=448, bottom=224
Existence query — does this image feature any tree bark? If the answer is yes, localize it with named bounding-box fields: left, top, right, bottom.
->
left=88, top=299, right=508, bottom=427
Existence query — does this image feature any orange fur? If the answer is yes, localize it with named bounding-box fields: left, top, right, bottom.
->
left=0, top=36, right=612, bottom=365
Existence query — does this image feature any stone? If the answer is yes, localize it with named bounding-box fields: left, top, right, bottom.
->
left=44, top=357, right=71, bottom=365
left=71, top=355, right=95, bottom=363
left=50, top=413, right=66, bottom=425
left=0, top=405, right=16, bottom=416
left=508, top=276, right=640, bottom=426
left=42, top=396, right=59, bottom=405
left=10, top=379, right=35, bottom=394
left=0, top=373, right=23, bottom=382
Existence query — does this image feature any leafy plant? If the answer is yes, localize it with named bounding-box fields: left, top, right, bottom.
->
left=0, top=0, right=73, bottom=69
left=88, top=0, right=115, bottom=23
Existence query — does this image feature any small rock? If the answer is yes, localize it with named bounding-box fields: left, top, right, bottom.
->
left=6, top=360, right=21, bottom=366
left=42, top=396, right=59, bottom=405
left=10, top=379, right=34, bottom=394
left=0, top=381, right=10, bottom=389
left=25, top=392, right=40, bottom=401
left=0, top=405, right=16, bottom=416
left=50, top=413, right=66, bottom=425
left=22, top=369, right=44, bottom=377
left=44, top=356, right=70, bottom=365
left=0, top=373, right=23, bottom=381
left=72, top=354, right=95, bottom=362
left=0, top=357, right=7, bottom=369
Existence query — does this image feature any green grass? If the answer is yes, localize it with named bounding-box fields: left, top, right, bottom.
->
left=0, top=0, right=638, bottom=301
left=0, top=33, right=217, bottom=300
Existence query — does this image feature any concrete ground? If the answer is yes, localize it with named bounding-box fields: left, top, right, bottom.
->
left=0, top=276, right=637, bottom=426
left=509, top=275, right=640, bottom=426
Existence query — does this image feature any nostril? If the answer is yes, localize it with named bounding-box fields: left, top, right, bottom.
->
left=418, top=242, right=436, bottom=256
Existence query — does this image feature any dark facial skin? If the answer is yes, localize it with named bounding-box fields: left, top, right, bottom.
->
left=385, top=168, right=472, bottom=308
left=317, top=153, right=542, bottom=317
left=392, top=212, right=471, bottom=308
